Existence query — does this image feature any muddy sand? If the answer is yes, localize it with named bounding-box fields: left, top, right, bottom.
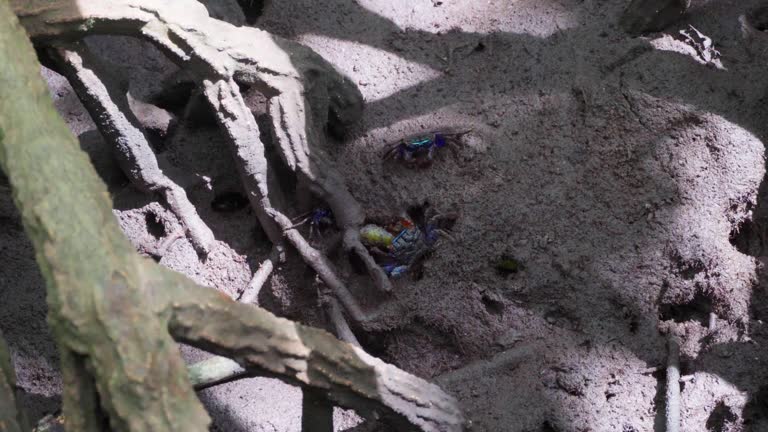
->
left=4, top=0, right=768, bottom=430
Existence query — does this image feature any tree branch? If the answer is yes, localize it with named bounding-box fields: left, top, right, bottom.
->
left=0, top=3, right=465, bottom=431
left=158, top=273, right=464, bottom=432
left=0, top=3, right=210, bottom=429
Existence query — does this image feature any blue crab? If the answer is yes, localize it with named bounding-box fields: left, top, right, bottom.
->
left=382, top=129, right=471, bottom=167
left=291, top=208, right=334, bottom=243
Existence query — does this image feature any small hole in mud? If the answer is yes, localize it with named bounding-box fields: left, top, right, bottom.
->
left=659, top=290, right=713, bottom=326
left=152, top=81, right=195, bottom=113
left=747, top=7, right=768, bottom=32
left=730, top=218, right=761, bottom=257
left=145, top=212, right=166, bottom=239
left=629, top=319, right=640, bottom=334
left=671, top=255, right=706, bottom=280
left=211, top=192, right=249, bottom=213
left=347, top=250, right=367, bottom=275
left=406, top=201, right=429, bottom=225
left=236, top=0, right=266, bottom=24
left=706, top=400, right=738, bottom=431
left=145, top=128, right=170, bottom=154
left=540, top=421, right=560, bottom=432
left=744, top=385, right=768, bottom=425
left=481, top=294, right=504, bottom=315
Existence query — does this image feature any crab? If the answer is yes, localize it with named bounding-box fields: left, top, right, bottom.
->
left=382, top=129, right=471, bottom=167
left=291, top=208, right=335, bottom=243
left=360, top=203, right=457, bottom=278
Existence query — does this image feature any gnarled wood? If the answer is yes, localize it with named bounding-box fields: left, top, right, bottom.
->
left=159, top=271, right=464, bottom=432
left=12, top=0, right=392, bottom=293
left=0, top=2, right=465, bottom=431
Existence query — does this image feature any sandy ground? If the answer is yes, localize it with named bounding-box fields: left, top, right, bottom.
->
left=5, top=0, right=768, bottom=430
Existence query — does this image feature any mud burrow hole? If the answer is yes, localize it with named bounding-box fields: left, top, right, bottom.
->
left=730, top=217, right=762, bottom=257
left=145, top=211, right=167, bottom=239
left=236, top=0, right=266, bottom=24
left=659, top=287, right=714, bottom=327
left=747, top=7, right=768, bottom=32
left=706, top=400, right=738, bottom=432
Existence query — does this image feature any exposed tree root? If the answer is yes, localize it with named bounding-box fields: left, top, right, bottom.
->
left=0, top=2, right=464, bottom=431
left=302, top=389, right=334, bottom=432
left=50, top=43, right=215, bottom=256
left=266, top=90, right=392, bottom=293
left=160, top=273, right=464, bottom=432
left=202, top=78, right=366, bottom=323
left=26, top=356, right=253, bottom=429
left=14, top=0, right=392, bottom=297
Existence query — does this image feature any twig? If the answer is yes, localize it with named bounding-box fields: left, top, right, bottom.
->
left=239, top=245, right=283, bottom=304
left=326, top=297, right=361, bottom=347
left=665, top=334, right=681, bottom=432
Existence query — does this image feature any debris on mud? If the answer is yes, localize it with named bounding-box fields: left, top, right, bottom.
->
left=360, top=203, right=457, bottom=279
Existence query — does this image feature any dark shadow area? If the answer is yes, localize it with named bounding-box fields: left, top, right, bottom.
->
left=236, top=0, right=266, bottom=24
left=0, top=186, right=60, bottom=425
left=210, top=191, right=249, bottom=213
left=77, top=130, right=129, bottom=191
left=659, top=288, right=713, bottom=326
left=706, top=400, right=738, bottom=431
left=145, top=210, right=167, bottom=239
left=746, top=6, right=768, bottom=32
left=15, top=390, right=62, bottom=426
